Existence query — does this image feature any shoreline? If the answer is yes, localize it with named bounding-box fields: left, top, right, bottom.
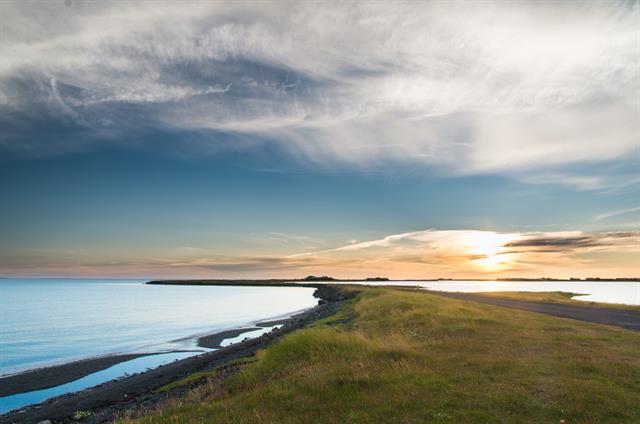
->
left=0, top=286, right=353, bottom=423
left=0, top=353, right=160, bottom=398
left=197, top=327, right=261, bottom=349
left=0, top=318, right=301, bottom=398
left=0, top=293, right=325, bottom=399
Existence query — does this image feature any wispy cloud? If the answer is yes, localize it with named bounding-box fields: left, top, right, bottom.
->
left=0, top=1, right=637, bottom=188
left=593, top=206, right=640, bottom=222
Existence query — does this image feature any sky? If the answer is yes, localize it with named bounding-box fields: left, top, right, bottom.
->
left=0, top=0, right=638, bottom=279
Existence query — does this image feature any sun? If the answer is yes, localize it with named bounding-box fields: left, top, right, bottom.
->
left=476, top=253, right=511, bottom=270
left=463, top=231, right=514, bottom=271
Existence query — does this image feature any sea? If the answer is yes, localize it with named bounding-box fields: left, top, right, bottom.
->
left=0, top=279, right=318, bottom=376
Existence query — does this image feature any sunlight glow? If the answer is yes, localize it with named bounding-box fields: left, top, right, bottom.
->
left=463, top=231, right=515, bottom=271
left=476, top=253, right=512, bottom=271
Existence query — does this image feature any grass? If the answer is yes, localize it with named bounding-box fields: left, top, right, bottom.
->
left=155, top=357, right=259, bottom=394
left=474, top=291, right=640, bottom=310
left=122, top=287, right=640, bottom=423
left=154, top=371, right=217, bottom=394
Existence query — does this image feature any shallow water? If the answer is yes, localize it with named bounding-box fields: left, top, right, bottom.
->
left=0, top=351, right=197, bottom=414
left=0, top=324, right=283, bottom=415
left=295, top=280, right=640, bottom=305
left=220, top=325, right=279, bottom=347
left=0, top=279, right=317, bottom=376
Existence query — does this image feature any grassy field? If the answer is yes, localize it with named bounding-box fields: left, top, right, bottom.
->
left=474, top=291, right=640, bottom=310
left=123, top=287, right=640, bottom=423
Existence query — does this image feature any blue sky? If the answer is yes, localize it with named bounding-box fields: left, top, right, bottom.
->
left=0, top=1, right=638, bottom=278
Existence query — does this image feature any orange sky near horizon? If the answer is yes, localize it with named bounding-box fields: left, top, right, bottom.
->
left=3, top=229, right=638, bottom=280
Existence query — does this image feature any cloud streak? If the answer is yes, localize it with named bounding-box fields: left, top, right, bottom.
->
left=0, top=1, right=638, bottom=188
left=593, top=206, right=640, bottom=222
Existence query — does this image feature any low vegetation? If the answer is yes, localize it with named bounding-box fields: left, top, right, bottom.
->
left=123, top=287, right=640, bottom=423
left=155, top=358, right=259, bottom=394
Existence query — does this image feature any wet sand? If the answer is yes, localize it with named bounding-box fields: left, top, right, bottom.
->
left=1, top=306, right=317, bottom=399
left=0, top=353, right=156, bottom=397
left=0, top=324, right=286, bottom=398
left=197, top=327, right=262, bottom=349
left=255, top=318, right=291, bottom=326
left=0, top=326, right=266, bottom=399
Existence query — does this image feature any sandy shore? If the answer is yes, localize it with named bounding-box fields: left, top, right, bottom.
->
left=0, top=326, right=267, bottom=398
left=0, top=324, right=288, bottom=398
left=197, top=327, right=261, bottom=349
left=1, top=313, right=307, bottom=397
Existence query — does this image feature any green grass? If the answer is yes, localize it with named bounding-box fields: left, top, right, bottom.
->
left=155, top=357, right=259, bottom=394
left=475, top=291, right=640, bottom=310
left=154, top=371, right=217, bottom=394
left=123, top=287, right=640, bottom=423
left=309, top=297, right=357, bottom=328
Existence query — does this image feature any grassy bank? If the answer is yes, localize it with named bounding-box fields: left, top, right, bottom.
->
left=123, top=287, right=640, bottom=423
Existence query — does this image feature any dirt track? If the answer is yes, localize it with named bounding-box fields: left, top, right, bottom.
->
left=432, top=291, right=640, bottom=331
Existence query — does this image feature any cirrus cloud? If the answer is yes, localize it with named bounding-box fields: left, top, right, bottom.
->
left=0, top=1, right=638, bottom=188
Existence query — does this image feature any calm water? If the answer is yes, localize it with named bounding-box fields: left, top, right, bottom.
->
left=0, top=279, right=317, bottom=376
left=300, top=280, right=640, bottom=305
